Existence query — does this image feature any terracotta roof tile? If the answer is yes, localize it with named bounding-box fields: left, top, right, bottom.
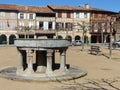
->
left=48, top=4, right=74, bottom=11
left=48, top=4, right=117, bottom=13
left=0, top=4, right=17, bottom=11
left=0, top=4, right=54, bottom=13
left=0, top=4, right=117, bottom=14
left=17, top=5, right=54, bottom=13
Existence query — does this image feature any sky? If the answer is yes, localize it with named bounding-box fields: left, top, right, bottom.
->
left=0, top=0, right=120, bottom=12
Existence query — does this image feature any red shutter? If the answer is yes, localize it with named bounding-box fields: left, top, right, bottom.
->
left=67, top=13, right=71, bottom=18
left=58, top=12, right=62, bottom=18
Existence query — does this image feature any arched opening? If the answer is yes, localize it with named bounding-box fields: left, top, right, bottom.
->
left=57, top=35, right=63, bottom=39
left=9, top=35, right=16, bottom=44
left=0, top=34, right=7, bottom=44
left=91, top=35, right=97, bottom=43
left=66, top=35, right=72, bottom=42
left=75, top=35, right=81, bottom=41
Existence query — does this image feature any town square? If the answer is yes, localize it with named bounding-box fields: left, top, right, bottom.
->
left=0, top=0, right=120, bottom=89
left=0, top=45, right=120, bottom=89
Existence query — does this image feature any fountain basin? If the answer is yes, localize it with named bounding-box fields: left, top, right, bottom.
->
left=14, top=39, right=71, bottom=48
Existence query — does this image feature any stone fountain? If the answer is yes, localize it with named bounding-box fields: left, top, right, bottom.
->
left=0, top=38, right=87, bottom=81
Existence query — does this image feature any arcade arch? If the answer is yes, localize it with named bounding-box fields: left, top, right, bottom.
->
left=75, top=35, right=81, bottom=41
left=66, top=35, right=72, bottom=42
left=9, top=35, right=16, bottom=44
left=57, top=35, right=63, bottom=39
left=0, top=34, right=7, bottom=44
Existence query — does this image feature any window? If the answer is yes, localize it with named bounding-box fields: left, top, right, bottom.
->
left=56, top=22, right=63, bottom=29
left=76, top=12, right=79, bottom=18
left=101, top=23, right=106, bottom=32
left=80, top=13, right=87, bottom=18
left=0, top=12, right=5, bottom=18
left=48, top=22, right=52, bottom=30
left=65, top=23, right=72, bottom=30
left=67, top=13, right=71, bottom=18
left=58, top=12, right=62, bottom=18
left=84, top=13, right=87, bottom=18
left=93, top=23, right=98, bottom=32
left=29, top=14, right=33, bottom=19
left=94, top=13, right=98, bottom=18
left=0, top=22, right=5, bottom=30
left=39, top=22, right=43, bottom=29
left=74, top=12, right=80, bottom=18
left=20, top=13, right=24, bottom=19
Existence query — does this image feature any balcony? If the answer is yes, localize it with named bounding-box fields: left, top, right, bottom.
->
left=17, top=29, right=56, bottom=35
left=90, top=29, right=109, bottom=34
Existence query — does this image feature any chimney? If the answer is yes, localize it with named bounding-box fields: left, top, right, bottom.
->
left=85, top=4, right=90, bottom=9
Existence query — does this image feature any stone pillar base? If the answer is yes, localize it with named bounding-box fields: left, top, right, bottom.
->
left=46, top=69, right=53, bottom=74
left=24, top=68, right=34, bottom=74
left=36, top=66, right=46, bottom=73
left=16, top=68, right=23, bottom=75
left=59, top=66, right=68, bottom=72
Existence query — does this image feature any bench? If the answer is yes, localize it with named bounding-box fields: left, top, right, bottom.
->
left=89, top=45, right=101, bottom=55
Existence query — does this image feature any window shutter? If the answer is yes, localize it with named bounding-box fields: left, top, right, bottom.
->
left=52, top=22, right=55, bottom=30
left=27, top=14, right=29, bottom=19
left=18, top=13, right=20, bottom=19
left=74, top=12, right=76, bottom=18
left=24, top=14, right=26, bottom=19
left=33, top=13, right=35, bottom=19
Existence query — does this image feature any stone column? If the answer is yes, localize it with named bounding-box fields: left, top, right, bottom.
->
left=96, top=35, right=99, bottom=43
left=16, top=50, right=23, bottom=74
left=59, top=49, right=67, bottom=72
left=34, top=35, right=37, bottom=39
left=46, top=49, right=53, bottom=74
left=25, top=49, right=34, bottom=74
left=7, top=35, right=9, bottom=45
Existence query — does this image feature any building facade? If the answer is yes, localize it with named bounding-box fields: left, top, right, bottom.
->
left=90, top=10, right=117, bottom=43
left=0, top=4, right=18, bottom=44
left=0, top=4, right=118, bottom=45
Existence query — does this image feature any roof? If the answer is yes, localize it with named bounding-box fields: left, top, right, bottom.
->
left=0, top=4, right=17, bottom=11
left=0, top=4, right=54, bottom=13
left=17, top=5, right=54, bottom=13
left=48, top=4, right=117, bottom=14
left=48, top=4, right=74, bottom=11
left=0, top=4, right=117, bottom=14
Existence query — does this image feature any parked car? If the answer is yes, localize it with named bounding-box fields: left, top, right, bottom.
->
left=112, top=40, right=120, bottom=48
left=74, top=40, right=82, bottom=46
